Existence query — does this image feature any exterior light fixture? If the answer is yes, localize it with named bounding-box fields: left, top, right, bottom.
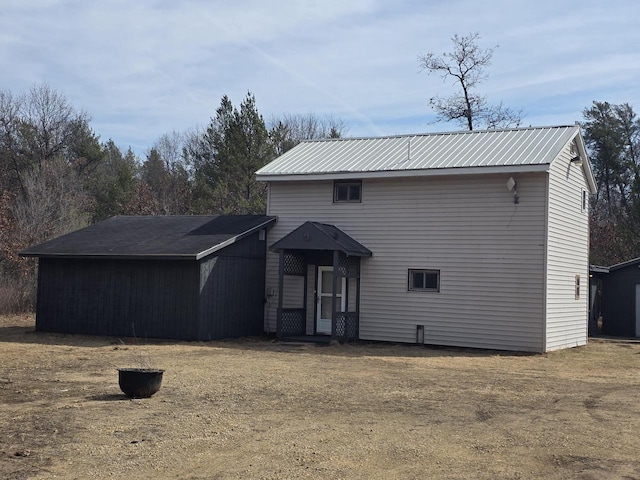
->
left=570, top=156, right=583, bottom=167
left=506, top=177, right=519, bottom=204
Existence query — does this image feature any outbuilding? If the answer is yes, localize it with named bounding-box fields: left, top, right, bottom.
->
left=588, top=264, right=609, bottom=336
left=600, top=258, right=640, bottom=337
left=20, top=215, right=275, bottom=341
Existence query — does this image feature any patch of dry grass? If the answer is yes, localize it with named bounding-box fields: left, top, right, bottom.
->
left=1, top=314, right=640, bottom=479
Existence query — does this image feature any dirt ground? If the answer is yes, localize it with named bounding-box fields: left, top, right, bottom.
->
left=1, top=315, right=640, bottom=479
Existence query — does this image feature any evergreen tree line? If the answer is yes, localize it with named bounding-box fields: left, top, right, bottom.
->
left=0, top=85, right=345, bottom=311
left=583, top=101, right=640, bottom=265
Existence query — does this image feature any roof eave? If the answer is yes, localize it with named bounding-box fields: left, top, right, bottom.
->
left=556, top=126, right=596, bottom=194
left=257, top=164, right=551, bottom=182
left=20, top=252, right=198, bottom=260
left=608, top=257, right=640, bottom=271
left=574, top=130, right=598, bottom=194
left=194, top=216, right=276, bottom=260
left=343, top=250, right=372, bottom=257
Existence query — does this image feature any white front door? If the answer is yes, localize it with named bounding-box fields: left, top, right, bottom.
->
left=316, top=267, right=346, bottom=335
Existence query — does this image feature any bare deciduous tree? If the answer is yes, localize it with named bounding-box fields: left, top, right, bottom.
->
left=0, top=158, right=89, bottom=278
left=0, top=90, right=26, bottom=194
left=11, top=158, right=89, bottom=249
left=269, top=113, right=348, bottom=155
left=0, top=85, right=96, bottom=312
left=144, top=131, right=193, bottom=214
left=418, top=33, right=522, bottom=130
left=0, top=84, right=91, bottom=196
left=19, top=84, right=89, bottom=165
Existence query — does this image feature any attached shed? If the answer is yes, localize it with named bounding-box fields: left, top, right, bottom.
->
left=600, top=258, right=640, bottom=337
left=20, top=215, right=275, bottom=341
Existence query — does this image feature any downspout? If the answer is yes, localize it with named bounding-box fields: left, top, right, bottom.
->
left=264, top=182, right=272, bottom=334
left=542, top=172, right=550, bottom=353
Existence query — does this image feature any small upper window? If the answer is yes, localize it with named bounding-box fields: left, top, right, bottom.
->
left=334, top=180, right=361, bottom=203
left=408, top=269, right=440, bottom=292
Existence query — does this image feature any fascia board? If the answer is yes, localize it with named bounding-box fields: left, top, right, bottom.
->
left=256, top=164, right=551, bottom=182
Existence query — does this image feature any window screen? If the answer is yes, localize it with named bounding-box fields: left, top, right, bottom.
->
left=408, top=269, right=440, bottom=292
left=334, top=181, right=362, bottom=203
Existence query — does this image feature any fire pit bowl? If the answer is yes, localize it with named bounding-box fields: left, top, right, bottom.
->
left=118, top=368, right=164, bottom=398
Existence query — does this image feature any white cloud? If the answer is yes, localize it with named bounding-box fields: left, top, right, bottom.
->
left=1, top=0, right=639, bottom=153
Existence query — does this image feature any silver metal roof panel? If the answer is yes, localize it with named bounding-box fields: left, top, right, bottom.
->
left=256, top=125, right=581, bottom=178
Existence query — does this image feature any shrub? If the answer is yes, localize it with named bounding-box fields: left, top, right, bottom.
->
left=0, top=272, right=36, bottom=314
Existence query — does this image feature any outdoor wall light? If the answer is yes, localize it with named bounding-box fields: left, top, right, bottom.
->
left=570, top=156, right=583, bottom=167
left=506, top=176, right=519, bottom=204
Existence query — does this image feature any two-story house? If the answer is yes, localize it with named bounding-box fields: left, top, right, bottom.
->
left=256, top=125, right=596, bottom=352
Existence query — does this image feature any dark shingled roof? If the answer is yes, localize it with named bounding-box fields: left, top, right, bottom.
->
left=20, top=215, right=276, bottom=260
left=607, top=257, right=640, bottom=272
left=270, top=221, right=372, bottom=257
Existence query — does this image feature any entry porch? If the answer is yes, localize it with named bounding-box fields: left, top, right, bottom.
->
left=271, top=222, right=372, bottom=342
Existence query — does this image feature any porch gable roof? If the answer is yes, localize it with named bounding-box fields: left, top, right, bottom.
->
left=270, top=222, right=372, bottom=257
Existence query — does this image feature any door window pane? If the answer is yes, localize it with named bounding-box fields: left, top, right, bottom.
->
left=321, top=297, right=333, bottom=319
left=321, top=271, right=333, bottom=294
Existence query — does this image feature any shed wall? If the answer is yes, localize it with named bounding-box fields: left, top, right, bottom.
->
left=266, top=173, right=547, bottom=351
left=36, top=258, right=199, bottom=339
left=197, top=231, right=267, bottom=339
left=545, top=145, right=590, bottom=350
left=601, top=266, right=640, bottom=336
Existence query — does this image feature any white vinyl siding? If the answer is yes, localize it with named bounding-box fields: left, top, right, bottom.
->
left=265, top=173, right=547, bottom=352
left=545, top=146, right=590, bottom=350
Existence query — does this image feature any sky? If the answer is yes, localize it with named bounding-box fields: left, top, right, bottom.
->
left=1, top=0, right=639, bottom=156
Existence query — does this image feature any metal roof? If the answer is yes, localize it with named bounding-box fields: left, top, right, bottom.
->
left=270, top=222, right=372, bottom=257
left=256, top=125, right=587, bottom=180
left=20, top=215, right=276, bottom=260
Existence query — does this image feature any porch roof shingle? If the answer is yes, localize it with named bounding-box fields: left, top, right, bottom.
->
left=270, top=222, right=372, bottom=257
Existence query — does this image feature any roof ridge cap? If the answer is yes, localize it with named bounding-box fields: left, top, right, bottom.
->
left=298, top=124, right=578, bottom=144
